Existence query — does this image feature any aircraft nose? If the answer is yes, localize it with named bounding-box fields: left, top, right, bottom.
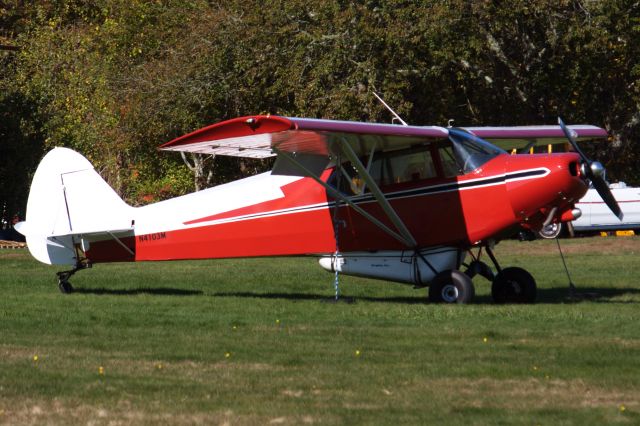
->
left=505, top=153, right=588, bottom=223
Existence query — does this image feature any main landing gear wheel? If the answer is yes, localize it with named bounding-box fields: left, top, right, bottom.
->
left=429, top=270, right=475, bottom=304
left=491, top=267, right=537, bottom=304
left=538, top=222, right=562, bottom=239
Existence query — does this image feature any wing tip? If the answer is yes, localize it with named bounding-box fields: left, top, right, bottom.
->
left=160, top=115, right=293, bottom=149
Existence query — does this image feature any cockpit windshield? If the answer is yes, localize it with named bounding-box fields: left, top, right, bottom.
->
left=448, top=128, right=506, bottom=173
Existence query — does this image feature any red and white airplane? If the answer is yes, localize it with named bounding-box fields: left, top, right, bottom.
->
left=16, top=116, right=620, bottom=303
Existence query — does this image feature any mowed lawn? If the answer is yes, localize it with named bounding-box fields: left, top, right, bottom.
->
left=1, top=237, right=640, bottom=425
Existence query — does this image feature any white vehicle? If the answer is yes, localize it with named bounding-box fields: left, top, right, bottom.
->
left=538, top=182, right=640, bottom=238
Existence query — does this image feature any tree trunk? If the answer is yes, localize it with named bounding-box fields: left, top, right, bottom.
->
left=180, top=152, right=214, bottom=191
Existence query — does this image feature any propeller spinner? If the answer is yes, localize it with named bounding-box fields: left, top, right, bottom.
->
left=558, top=117, right=623, bottom=220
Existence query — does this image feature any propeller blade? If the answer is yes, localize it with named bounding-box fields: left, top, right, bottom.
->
left=591, top=177, right=624, bottom=220
left=558, top=117, right=590, bottom=163
left=558, top=117, right=623, bottom=220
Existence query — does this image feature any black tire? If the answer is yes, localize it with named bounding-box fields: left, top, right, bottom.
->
left=491, top=267, right=536, bottom=304
left=58, top=280, right=74, bottom=294
left=429, top=270, right=475, bottom=304
left=538, top=222, right=562, bottom=239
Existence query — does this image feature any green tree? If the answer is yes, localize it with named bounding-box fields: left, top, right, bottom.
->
left=2, top=0, right=639, bottom=221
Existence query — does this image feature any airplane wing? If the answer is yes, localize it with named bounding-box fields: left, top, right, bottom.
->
left=159, top=115, right=449, bottom=158
left=464, top=125, right=607, bottom=150
left=159, top=116, right=607, bottom=157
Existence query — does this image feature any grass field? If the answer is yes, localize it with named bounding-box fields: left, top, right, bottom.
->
left=1, top=237, right=640, bottom=425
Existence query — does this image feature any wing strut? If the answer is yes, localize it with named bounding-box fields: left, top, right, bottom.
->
left=338, top=138, right=418, bottom=248
left=274, top=149, right=412, bottom=247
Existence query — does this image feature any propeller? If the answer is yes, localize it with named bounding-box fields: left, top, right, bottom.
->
left=558, top=117, right=623, bottom=220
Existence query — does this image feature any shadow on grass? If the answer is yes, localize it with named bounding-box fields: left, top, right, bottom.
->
left=474, top=286, right=640, bottom=305
left=72, top=286, right=640, bottom=304
left=216, top=287, right=640, bottom=305
left=212, top=291, right=428, bottom=304
left=540, top=286, right=640, bottom=304
left=74, top=287, right=203, bottom=296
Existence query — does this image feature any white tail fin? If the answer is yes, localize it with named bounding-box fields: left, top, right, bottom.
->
left=16, top=147, right=134, bottom=265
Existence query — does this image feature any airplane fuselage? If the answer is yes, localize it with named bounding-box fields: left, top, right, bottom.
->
left=85, top=152, right=586, bottom=264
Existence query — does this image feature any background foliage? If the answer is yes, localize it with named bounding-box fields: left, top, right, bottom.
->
left=1, top=0, right=639, bottom=217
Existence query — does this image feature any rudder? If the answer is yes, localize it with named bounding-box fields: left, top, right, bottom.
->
left=16, top=147, right=134, bottom=265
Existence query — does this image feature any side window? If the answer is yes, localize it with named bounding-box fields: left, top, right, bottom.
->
left=369, top=155, right=392, bottom=186
left=370, top=146, right=437, bottom=187
left=329, top=144, right=444, bottom=195
left=388, top=151, right=437, bottom=183
left=329, top=162, right=363, bottom=195
left=438, top=145, right=462, bottom=177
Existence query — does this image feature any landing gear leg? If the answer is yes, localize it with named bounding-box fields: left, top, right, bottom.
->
left=56, top=262, right=91, bottom=294
left=484, top=245, right=502, bottom=275
left=464, top=245, right=497, bottom=281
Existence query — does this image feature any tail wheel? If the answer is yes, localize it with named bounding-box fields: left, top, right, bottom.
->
left=429, top=270, right=475, bottom=304
left=492, top=267, right=537, bottom=304
left=56, top=269, right=79, bottom=294
left=58, top=279, right=74, bottom=294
